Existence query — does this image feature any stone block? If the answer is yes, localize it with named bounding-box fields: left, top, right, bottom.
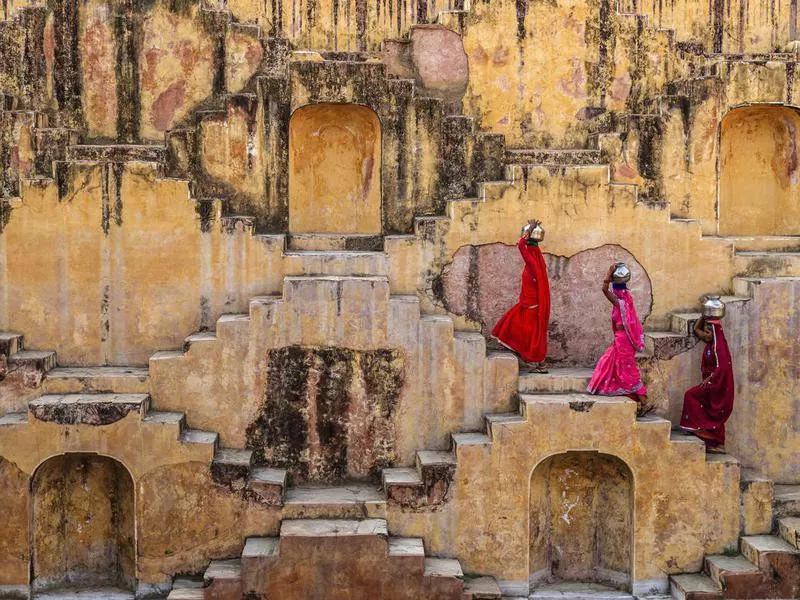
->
left=739, top=469, right=773, bottom=536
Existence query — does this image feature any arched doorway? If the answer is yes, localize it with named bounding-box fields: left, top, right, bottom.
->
left=31, top=454, right=135, bottom=593
left=288, top=103, right=382, bottom=234
left=529, top=452, right=633, bottom=592
left=719, top=105, right=800, bottom=235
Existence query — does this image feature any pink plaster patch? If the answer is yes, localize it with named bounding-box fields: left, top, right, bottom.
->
left=442, top=244, right=652, bottom=366
left=151, top=80, right=187, bottom=132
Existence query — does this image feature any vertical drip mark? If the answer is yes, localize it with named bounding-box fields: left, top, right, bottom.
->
left=333, top=0, right=339, bottom=49
left=101, top=163, right=111, bottom=235
left=52, top=0, right=84, bottom=125
left=114, top=0, right=142, bottom=142
left=417, top=0, right=426, bottom=22
left=357, top=0, right=367, bottom=51
left=598, top=0, right=612, bottom=108
left=787, top=61, right=795, bottom=104
left=112, top=162, right=124, bottom=226
left=738, top=0, right=745, bottom=53
left=713, top=0, right=724, bottom=52
left=397, top=0, right=403, bottom=30
left=270, top=0, right=278, bottom=35
left=515, top=0, right=527, bottom=43
left=790, top=0, right=797, bottom=41
left=376, top=0, right=381, bottom=27
left=99, top=163, right=112, bottom=363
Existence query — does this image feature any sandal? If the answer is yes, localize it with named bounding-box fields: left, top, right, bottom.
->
left=706, top=446, right=726, bottom=454
left=636, top=402, right=655, bottom=418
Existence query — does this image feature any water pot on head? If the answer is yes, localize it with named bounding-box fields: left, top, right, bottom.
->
left=611, top=262, right=631, bottom=284
left=703, top=295, right=726, bottom=319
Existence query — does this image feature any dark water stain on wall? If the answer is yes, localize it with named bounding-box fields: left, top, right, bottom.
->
left=247, top=345, right=405, bottom=483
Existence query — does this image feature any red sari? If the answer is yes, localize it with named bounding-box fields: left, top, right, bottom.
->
left=680, top=320, right=734, bottom=447
left=491, top=237, right=551, bottom=363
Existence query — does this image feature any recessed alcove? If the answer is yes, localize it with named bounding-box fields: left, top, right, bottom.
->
left=719, top=105, right=800, bottom=235
left=529, top=451, right=633, bottom=591
left=288, top=103, right=382, bottom=234
left=31, top=454, right=136, bottom=594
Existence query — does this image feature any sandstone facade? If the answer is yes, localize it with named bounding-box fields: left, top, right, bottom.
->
left=0, top=0, right=799, bottom=597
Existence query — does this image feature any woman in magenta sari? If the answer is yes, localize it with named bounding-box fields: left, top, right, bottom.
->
left=680, top=298, right=734, bottom=452
left=588, top=263, right=653, bottom=416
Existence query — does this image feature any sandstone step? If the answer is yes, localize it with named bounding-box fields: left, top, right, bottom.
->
left=505, top=148, right=603, bottom=166
left=282, top=484, right=386, bottom=519
left=183, top=331, right=217, bottom=351
left=171, top=574, right=204, bottom=589
left=485, top=412, right=526, bottom=439
left=287, top=233, right=384, bottom=252
left=211, top=448, right=253, bottom=485
left=669, top=573, right=722, bottom=600
left=241, top=536, right=279, bottom=590
left=644, top=330, right=696, bottom=360
left=417, top=449, right=457, bottom=470
left=0, top=413, right=27, bottom=426
left=35, top=588, right=135, bottom=599
left=28, top=393, right=150, bottom=425
left=778, top=517, right=800, bottom=548
left=463, top=576, right=502, bottom=599
left=704, top=554, right=760, bottom=588
left=703, top=235, right=800, bottom=252
left=66, top=144, right=166, bottom=163
left=9, top=349, right=57, bottom=371
left=530, top=581, right=633, bottom=598
left=179, top=428, right=218, bottom=446
left=204, top=558, right=242, bottom=598
left=280, top=517, right=388, bottom=539
left=143, top=410, right=184, bottom=427
left=248, top=467, right=287, bottom=506
left=167, top=589, right=203, bottom=599
left=740, top=534, right=800, bottom=565
left=734, top=251, right=800, bottom=277
left=423, top=557, right=463, bottom=578
left=388, top=536, right=426, bottom=576
left=670, top=312, right=703, bottom=335
left=383, top=467, right=423, bottom=487
left=44, top=366, right=149, bottom=394
left=452, top=431, right=492, bottom=450
left=520, top=393, right=639, bottom=418
left=518, top=368, right=593, bottom=394
left=774, top=484, right=800, bottom=519
left=283, top=251, right=388, bottom=277
left=0, top=332, right=23, bottom=356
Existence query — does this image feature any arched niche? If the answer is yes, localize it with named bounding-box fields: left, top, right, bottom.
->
left=529, top=451, right=633, bottom=591
left=719, top=105, right=800, bottom=235
left=31, top=454, right=136, bottom=592
left=288, top=103, right=382, bottom=234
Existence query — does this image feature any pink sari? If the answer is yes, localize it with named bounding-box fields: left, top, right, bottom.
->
left=588, top=288, right=648, bottom=397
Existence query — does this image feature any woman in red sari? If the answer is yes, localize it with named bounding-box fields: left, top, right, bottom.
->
left=588, top=263, right=653, bottom=416
left=680, top=300, right=734, bottom=452
left=492, top=220, right=551, bottom=373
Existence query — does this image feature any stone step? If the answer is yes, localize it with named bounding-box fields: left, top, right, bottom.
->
left=485, top=412, right=526, bottom=438
left=65, top=144, right=166, bottom=163
left=704, top=554, right=760, bottom=588
left=281, top=483, right=386, bottom=519
left=703, top=235, right=800, bottom=252
left=43, top=366, right=149, bottom=394
left=211, top=448, right=254, bottom=486
left=0, top=413, right=28, bottom=426
left=505, top=148, right=603, bottom=166
left=183, top=331, right=217, bottom=352
left=669, top=573, right=723, bottom=600
left=248, top=467, right=287, bottom=506
left=283, top=250, right=388, bottom=277
left=287, top=233, right=384, bottom=252
left=451, top=431, right=492, bottom=450
left=8, top=349, right=57, bottom=372
left=423, top=556, right=464, bottom=578
left=0, top=332, right=23, bottom=356
left=518, top=367, right=593, bottom=394
left=734, top=250, right=800, bottom=277
left=241, top=536, right=279, bottom=590
left=416, top=449, right=457, bottom=470
left=204, top=558, right=242, bottom=597
left=530, top=582, right=633, bottom=598
left=643, top=330, right=695, bottom=360
left=462, top=576, right=502, bottom=599
left=773, top=484, right=800, bottom=519
left=167, top=589, right=204, bottom=599
left=670, top=312, right=703, bottom=335
left=28, top=393, right=150, bottom=425
left=778, top=517, right=800, bottom=548
left=740, top=534, right=800, bottom=565
left=179, top=428, right=218, bottom=446
left=280, top=517, right=388, bottom=539
left=388, top=536, right=426, bottom=575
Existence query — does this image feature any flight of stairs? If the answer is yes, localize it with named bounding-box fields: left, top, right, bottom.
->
left=669, top=483, right=800, bottom=599
left=164, top=518, right=488, bottom=600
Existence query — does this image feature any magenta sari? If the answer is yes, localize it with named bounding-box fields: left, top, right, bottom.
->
left=588, top=288, right=648, bottom=397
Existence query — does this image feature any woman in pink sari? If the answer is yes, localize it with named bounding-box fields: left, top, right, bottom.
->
left=588, top=263, right=653, bottom=416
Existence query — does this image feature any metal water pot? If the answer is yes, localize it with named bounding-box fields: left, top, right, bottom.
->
left=703, top=295, right=726, bottom=318
left=611, top=262, right=631, bottom=283
left=529, top=223, right=545, bottom=242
